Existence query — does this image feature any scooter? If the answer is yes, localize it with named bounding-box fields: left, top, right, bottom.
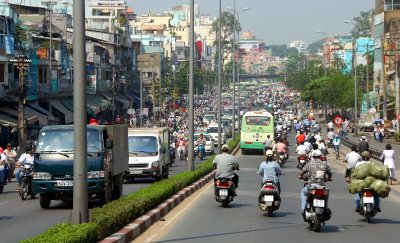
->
left=297, top=154, right=309, bottom=170
left=258, top=180, right=281, bottom=217
left=277, top=152, right=287, bottom=167
left=358, top=188, right=378, bottom=223
left=197, top=143, right=205, bottom=160
left=214, top=174, right=236, bottom=208
left=169, top=143, right=176, bottom=165
left=303, top=183, right=332, bottom=232
left=177, top=141, right=187, bottom=160
left=19, top=163, right=36, bottom=200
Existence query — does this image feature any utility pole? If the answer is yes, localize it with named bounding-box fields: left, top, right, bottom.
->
left=231, top=0, right=236, bottom=139
left=10, top=56, right=31, bottom=153
left=72, top=0, right=88, bottom=224
left=218, top=0, right=222, bottom=153
left=396, top=60, right=400, bottom=133
left=188, top=0, right=195, bottom=171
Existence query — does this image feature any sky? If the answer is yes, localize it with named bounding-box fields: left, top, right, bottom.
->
left=126, top=0, right=375, bottom=45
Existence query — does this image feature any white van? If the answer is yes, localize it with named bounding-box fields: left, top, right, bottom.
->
left=124, top=128, right=170, bottom=181
left=207, top=123, right=227, bottom=146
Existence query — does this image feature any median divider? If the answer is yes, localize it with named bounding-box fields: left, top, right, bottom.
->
left=22, top=135, right=240, bottom=243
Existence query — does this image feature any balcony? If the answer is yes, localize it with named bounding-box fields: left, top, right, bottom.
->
left=384, top=3, right=400, bottom=11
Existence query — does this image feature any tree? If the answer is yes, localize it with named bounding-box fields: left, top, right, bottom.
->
left=268, top=45, right=288, bottom=57
left=307, top=39, right=324, bottom=54
left=351, top=9, right=375, bottom=38
left=266, top=66, right=278, bottom=75
left=211, top=11, right=242, bottom=84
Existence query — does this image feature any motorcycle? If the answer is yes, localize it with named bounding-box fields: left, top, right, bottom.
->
left=358, top=188, right=378, bottom=223
left=297, top=154, right=309, bottom=169
left=197, top=143, right=205, bottom=160
left=277, top=152, right=287, bottom=166
left=214, top=174, right=236, bottom=207
left=0, top=164, right=5, bottom=193
left=258, top=180, right=281, bottom=217
left=169, top=143, right=176, bottom=165
left=303, top=183, right=332, bottom=232
left=177, top=141, right=187, bottom=160
left=19, top=163, right=36, bottom=200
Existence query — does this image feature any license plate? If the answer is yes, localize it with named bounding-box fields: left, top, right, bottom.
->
left=313, top=199, right=325, bottom=207
left=264, top=195, right=274, bottom=202
left=219, top=189, right=228, bottom=196
left=56, top=181, right=73, bottom=187
left=280, top=155, right=284, bottom=159
left=363, top=197, right=374, bottom=204
left=300, top=160, right=305, bottom=164
left=129, top=170, right=143, bottom=175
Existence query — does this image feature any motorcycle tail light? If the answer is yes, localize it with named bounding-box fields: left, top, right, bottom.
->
left=216, top=181, right=230, bottom=188
left=320, top=157, right=326, bottom=161
left=299, top=155, right=306, bottom=160
left=364, top=191, right=374, bottom=197
left=263, top=185, right=275, bottom=190
left=313, top=189, right=326, bottom=197
left=245, top=141, right=252, bottom=144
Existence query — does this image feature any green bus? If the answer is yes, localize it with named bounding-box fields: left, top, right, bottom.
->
left=240, top=111, right=274, bottom=154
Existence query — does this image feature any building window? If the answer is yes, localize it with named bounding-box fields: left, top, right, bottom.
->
left=38, top=66, right=48, bottom=84
left=0, top=63, right=4, bottom=83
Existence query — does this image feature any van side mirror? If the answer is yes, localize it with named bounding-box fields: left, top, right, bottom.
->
left=106, top=139, right=113, bottom=149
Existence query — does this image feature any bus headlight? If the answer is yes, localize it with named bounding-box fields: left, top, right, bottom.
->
left=33, top=172, right=52, bottom=180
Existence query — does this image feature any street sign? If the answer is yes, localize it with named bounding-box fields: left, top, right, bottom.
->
left=333, top=115, right=343, bottom=127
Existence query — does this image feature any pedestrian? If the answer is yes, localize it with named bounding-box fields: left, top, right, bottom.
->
left=392, top=119, right=397, bottom=130
left=379, top=126, right=385, bottom=143
left=380, top=144, right=397, bottom=183
left=374, top=125, right=380, bottom=141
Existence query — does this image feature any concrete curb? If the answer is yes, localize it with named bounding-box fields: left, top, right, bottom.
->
left=100, top=144, right=240, bottom=243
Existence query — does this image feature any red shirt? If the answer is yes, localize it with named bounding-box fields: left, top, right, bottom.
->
left=297, top=134, right=306, bottom=143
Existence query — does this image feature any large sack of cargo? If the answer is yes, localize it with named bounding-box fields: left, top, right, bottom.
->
left=370, top=179, right=391, bottom=198
left=353, top=163, right=372, bottom=180
left=364, top=176, right=376, bottom=188
left=349, top=179, right=366, bottom=194
left=369, top=162, right=389, bottom=180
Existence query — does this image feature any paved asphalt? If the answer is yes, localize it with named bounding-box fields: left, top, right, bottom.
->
left=0, top=146, right=220, bottom=242
left=149, top=133, right=400, bottom=243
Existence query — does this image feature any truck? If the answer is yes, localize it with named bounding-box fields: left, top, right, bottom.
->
left=33, top=125, right=128, bottom=209
left=124, top=127, right=170, bottom=181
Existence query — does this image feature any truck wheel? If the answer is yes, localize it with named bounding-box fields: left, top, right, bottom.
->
left=40, top=193, right=51, bottom=209
left=163, top=166, right=169, bottom=179
left=101, top=175, right=113, bottom=205
left=112, top=174, right=123, bottom=200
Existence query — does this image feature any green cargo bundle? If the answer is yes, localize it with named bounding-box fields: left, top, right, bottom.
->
left=349, top=162, right=391, bottom=198
left=352, top=162, right=389, bottom=180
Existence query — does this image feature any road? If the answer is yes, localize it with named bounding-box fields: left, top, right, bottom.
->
left=0, top=143, right=224, bottom=242
left=139, top=134, right=400, bottom=243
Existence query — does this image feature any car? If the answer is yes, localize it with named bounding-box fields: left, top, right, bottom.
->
left=194, top=132, right=214, bottom=155
left=206, top=123, right=227, bottom=145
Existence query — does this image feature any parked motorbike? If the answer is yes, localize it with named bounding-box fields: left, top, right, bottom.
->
left=258, top=180, right=281, bottom=216
left=303, top=184, right=332, bottom=232
left=214, top=174, right=236, bottom=207
left=197, top=143, right=205, bottom=160
left=358, top=188, right=378, bottom=223
left=19, top=163, right=36, bottom=200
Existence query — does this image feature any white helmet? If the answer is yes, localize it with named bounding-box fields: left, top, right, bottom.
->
left=312, top=150, right=322, bottom=157
left=265, top=149, right=274, bottom=157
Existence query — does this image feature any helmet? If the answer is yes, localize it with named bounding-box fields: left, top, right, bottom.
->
left=222, top=144, right=229, bottom=150
left=361, top=136, right=366, bottom=140
left=265, top=150, right=274, bottom=157
left=361, top=151, right=370, bottom=158
left=312, top=150, right=322, bottom=157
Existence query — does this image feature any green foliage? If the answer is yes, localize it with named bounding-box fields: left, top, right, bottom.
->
left=393, top=133, right=400, bottom=142
left=351, top=9, right=375, bottom=38
left=307, top=39, right=324, bottom=54
left=268, top=45, right=289, bottom=57
left=23, top=138, right=241, bottom=243
left=266, top=66, right=278, bottom=75
left=173, top=62, right=215, bottom=96
left=287, top=47, right=300, bottom=58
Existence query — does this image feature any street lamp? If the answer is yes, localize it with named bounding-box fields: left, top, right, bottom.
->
left=228, top=0, right=250, bottom=139
left=345, top=20, right=358, bottom=135
left=227, top=4, right=249, bottom=135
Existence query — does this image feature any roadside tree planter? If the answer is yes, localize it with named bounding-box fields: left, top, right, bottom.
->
left=22, top=135, right=240, bottom=243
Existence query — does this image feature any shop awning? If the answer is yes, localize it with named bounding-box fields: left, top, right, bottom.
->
left=0, top=113, right=17, bottom=127
left=27, top=103, right=54, bottom=120
left=25, top=106, right=48, bottom=126
left=0, top=106, right=38, bottom=125
left=60, top=98, right=94, bottom=116
left=114, top=94, right=131, bottom=109
left=87, top=95, right=111, bottom=114
left=51, top=100, right=74, bottom=124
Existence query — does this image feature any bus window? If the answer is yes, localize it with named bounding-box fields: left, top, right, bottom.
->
left=245, top=116, right=270, bottom=126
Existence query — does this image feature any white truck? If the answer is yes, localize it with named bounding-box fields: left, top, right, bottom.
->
left=124, top=128, right=170, bottom=181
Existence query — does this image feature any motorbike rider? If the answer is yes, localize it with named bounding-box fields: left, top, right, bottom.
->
left=276, top=138, right=288, bottom=158
left=358, top=136, right=369, bottom=154
left=263, top=135, right=273, bottom=151
left=354, top=151, right=381, bottom=212
left=296, top=131, right=306, bottom=145
left=299, top=149, right=332, bottom=214
left=213, top=144, right=239, bottom=189
left=0, top=147, right=8, bottom=186
left=16, top=145, right=35, bottom=191
left=196, top=133, right=207, bottom=146
left=4, top=143, right=17, bottom=182
left=258, top=150, right=283, bottom=193
left=343, top=145, right=362, bottom=181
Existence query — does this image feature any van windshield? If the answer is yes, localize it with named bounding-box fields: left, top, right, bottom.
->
left=128, top=136, right=158, bottom=156
left=37, top=129, right=102, bottom=153
left=207, top=127, right=218, bottom=133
